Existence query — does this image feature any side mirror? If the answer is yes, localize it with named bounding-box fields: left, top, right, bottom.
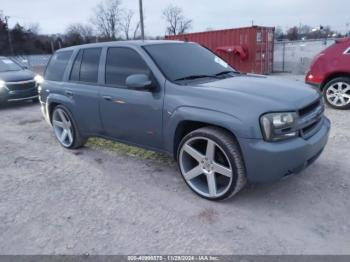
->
left=126, top=74, right=153, bottom=91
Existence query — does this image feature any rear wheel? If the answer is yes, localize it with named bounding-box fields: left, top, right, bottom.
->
left=52, top=105, right=87, bottom=149
left=177, top=127, right=246, bottom=201
left=323, top=77, right=350, bottom=110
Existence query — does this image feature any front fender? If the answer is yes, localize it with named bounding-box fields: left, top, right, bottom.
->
left=164, top=106, right=257, bottom=156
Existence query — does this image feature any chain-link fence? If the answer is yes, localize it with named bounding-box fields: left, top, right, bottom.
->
left=273, top=38, right=336, bottom=75
left=8, top=54, right=51, bottom=75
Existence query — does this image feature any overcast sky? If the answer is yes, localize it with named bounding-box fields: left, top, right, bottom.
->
left=1, top=0, right=349, bottom=36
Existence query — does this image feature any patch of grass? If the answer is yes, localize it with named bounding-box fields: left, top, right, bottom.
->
left=87, top=137, right=174, bottom=164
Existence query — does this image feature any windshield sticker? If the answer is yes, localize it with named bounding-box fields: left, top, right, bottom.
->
left=1, top=59, right=14, bottom=64
left=214, top=56, right=228, bottom=68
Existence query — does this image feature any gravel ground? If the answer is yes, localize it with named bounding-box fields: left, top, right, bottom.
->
left=0, top=79, right=349, bottom=255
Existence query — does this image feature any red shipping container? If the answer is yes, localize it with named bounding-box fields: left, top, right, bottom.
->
left=165, top=26, right=275, bottom=75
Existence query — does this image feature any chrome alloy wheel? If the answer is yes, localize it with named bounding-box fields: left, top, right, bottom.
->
left=326, top=82, right=350, bottom=107
left=179, top=137, right=233, bottom=198
left=52, top=108, right=74, bottom=147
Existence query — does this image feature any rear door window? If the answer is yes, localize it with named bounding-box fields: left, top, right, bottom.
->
left=105, top=47, right=149, bottom=87
left=70, top=48, right=102, bottom=83
left=70, top=50, right=83, bottom=81
left=45, top=51, right=73, bottom=81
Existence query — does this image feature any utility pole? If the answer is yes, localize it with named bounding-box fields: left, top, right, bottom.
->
left=139, top=0, right=145, bottom=40
left=4, top=16, right=14, bottom=55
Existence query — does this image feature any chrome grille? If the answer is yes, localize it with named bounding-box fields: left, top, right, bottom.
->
left=6, top=80, right=36, bottom=91
left=297, top=98, right=324, bottom=139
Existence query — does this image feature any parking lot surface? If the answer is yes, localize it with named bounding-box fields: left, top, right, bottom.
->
left=0, top=90, right=349, bottom=254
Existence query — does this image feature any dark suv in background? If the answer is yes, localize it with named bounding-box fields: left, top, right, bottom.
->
left=0, top=56, right=42, bottom=104
left=39, top=41, right=330, bottom=201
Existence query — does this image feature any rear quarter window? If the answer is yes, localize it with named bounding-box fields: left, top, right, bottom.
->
left=45, top=51, right=73, bottom=81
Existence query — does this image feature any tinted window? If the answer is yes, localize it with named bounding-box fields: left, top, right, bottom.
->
left=80, top=48, right=102, bottom=83
left=106, top=47, right=149, bottom=87
left=0, top=58, right=22, bottom=72
left=45, top=51, right=73, bottom=81
left=144, top=43, right=235, bottom=82
left=70, top=50, right=83, bottom=81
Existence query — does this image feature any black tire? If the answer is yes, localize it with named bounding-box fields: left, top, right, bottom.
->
left=323, top=77, right=350, bottom=110
left=177, top=126, right=246, bottom=201
left=52, top=105, right=87, bottom=149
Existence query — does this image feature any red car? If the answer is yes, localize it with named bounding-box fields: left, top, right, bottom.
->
left=306, top=37, right=350, bottom=109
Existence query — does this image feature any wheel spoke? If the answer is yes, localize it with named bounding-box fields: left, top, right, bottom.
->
left=342, top=94, right=350, bottom=100
left=60, top=130, right=68, bottom=142
left=342, top=86, right=350, bottom=93
left=66, top=120, right=72, bottom=129
left=184, top=165, right=203, bottom=180
left=57, top=110, right=66, bottom=122
left=329, top=86, right=337, bottom=93
left=339, top=96, right=346, bottom=105
left=333, top=97, right=340, bottom=105
left=66, top=129, right=73, bottom=144
left=53, top=120, right=64, bottom=128
left=207, top=173, right=217, bottom=196
left=206, top=140, right=216, bottom=161
left=333, top=84, right=341, bottom=91
left=213, top=162, right=232, bottom=178
left=183, top=144, right=204, bottom=162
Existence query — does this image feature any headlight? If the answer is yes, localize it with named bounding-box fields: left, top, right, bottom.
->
left=260, top=112, right=298, bottom=141
left=34, top=75, right=44, bottom=84
left=0, top=80, right=6, bottom=89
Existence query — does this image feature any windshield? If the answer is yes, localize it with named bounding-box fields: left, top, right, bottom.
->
left=143, top=43, right=236, bottom=82
left=0, top=58, right=23, bottom=72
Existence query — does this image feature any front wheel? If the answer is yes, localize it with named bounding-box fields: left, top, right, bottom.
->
left=177, top=127, right=246, bottom=201
left=323, top=77, right=350, bottom=110
left=52, top=105, right=87, bottom=149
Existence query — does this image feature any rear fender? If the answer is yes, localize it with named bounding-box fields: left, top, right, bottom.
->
left=46, top=93, right=77, bottom=124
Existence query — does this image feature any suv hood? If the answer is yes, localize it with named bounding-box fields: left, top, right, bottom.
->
left=0, top=69, right=35, bottom=82
left=197, top=74, right=320, bottom=110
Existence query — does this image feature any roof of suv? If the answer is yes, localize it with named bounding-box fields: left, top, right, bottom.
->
left=57, top=40, right=185, bottom=52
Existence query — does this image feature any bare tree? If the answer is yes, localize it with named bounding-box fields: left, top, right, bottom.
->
left=65, top=23, right=94, bottom=46
left=162, top=4, right=192, bottom=35
left=120, top=9, right=142, bottom=40
left=66, top=23, right=93, bottom=40
left=91, top=0, right=123, bottom=40
left=27, top=23, right=40, bottom=34
left=133, top=22, right=140, bottom=39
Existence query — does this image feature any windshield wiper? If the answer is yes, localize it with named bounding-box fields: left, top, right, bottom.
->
left=214, top=70, right=237, bottom=76
left=174, top=74, right=216, bottom=82
left=174, top=71, right=239, bottom=82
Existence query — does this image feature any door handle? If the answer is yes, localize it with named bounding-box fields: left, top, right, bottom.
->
left=65, top=90, right=73, bottom=97
left=102, top=95, right=112, bottom=101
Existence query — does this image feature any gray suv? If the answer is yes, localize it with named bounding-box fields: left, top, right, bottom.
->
left=39, top=41, right=330, bottom=201
left=0, top=57, right=40, bottom=104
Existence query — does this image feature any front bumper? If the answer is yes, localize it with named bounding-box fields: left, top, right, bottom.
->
left=239, top=116, right=331, bottom=183
left=0, top=87, right=38, bottom=102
